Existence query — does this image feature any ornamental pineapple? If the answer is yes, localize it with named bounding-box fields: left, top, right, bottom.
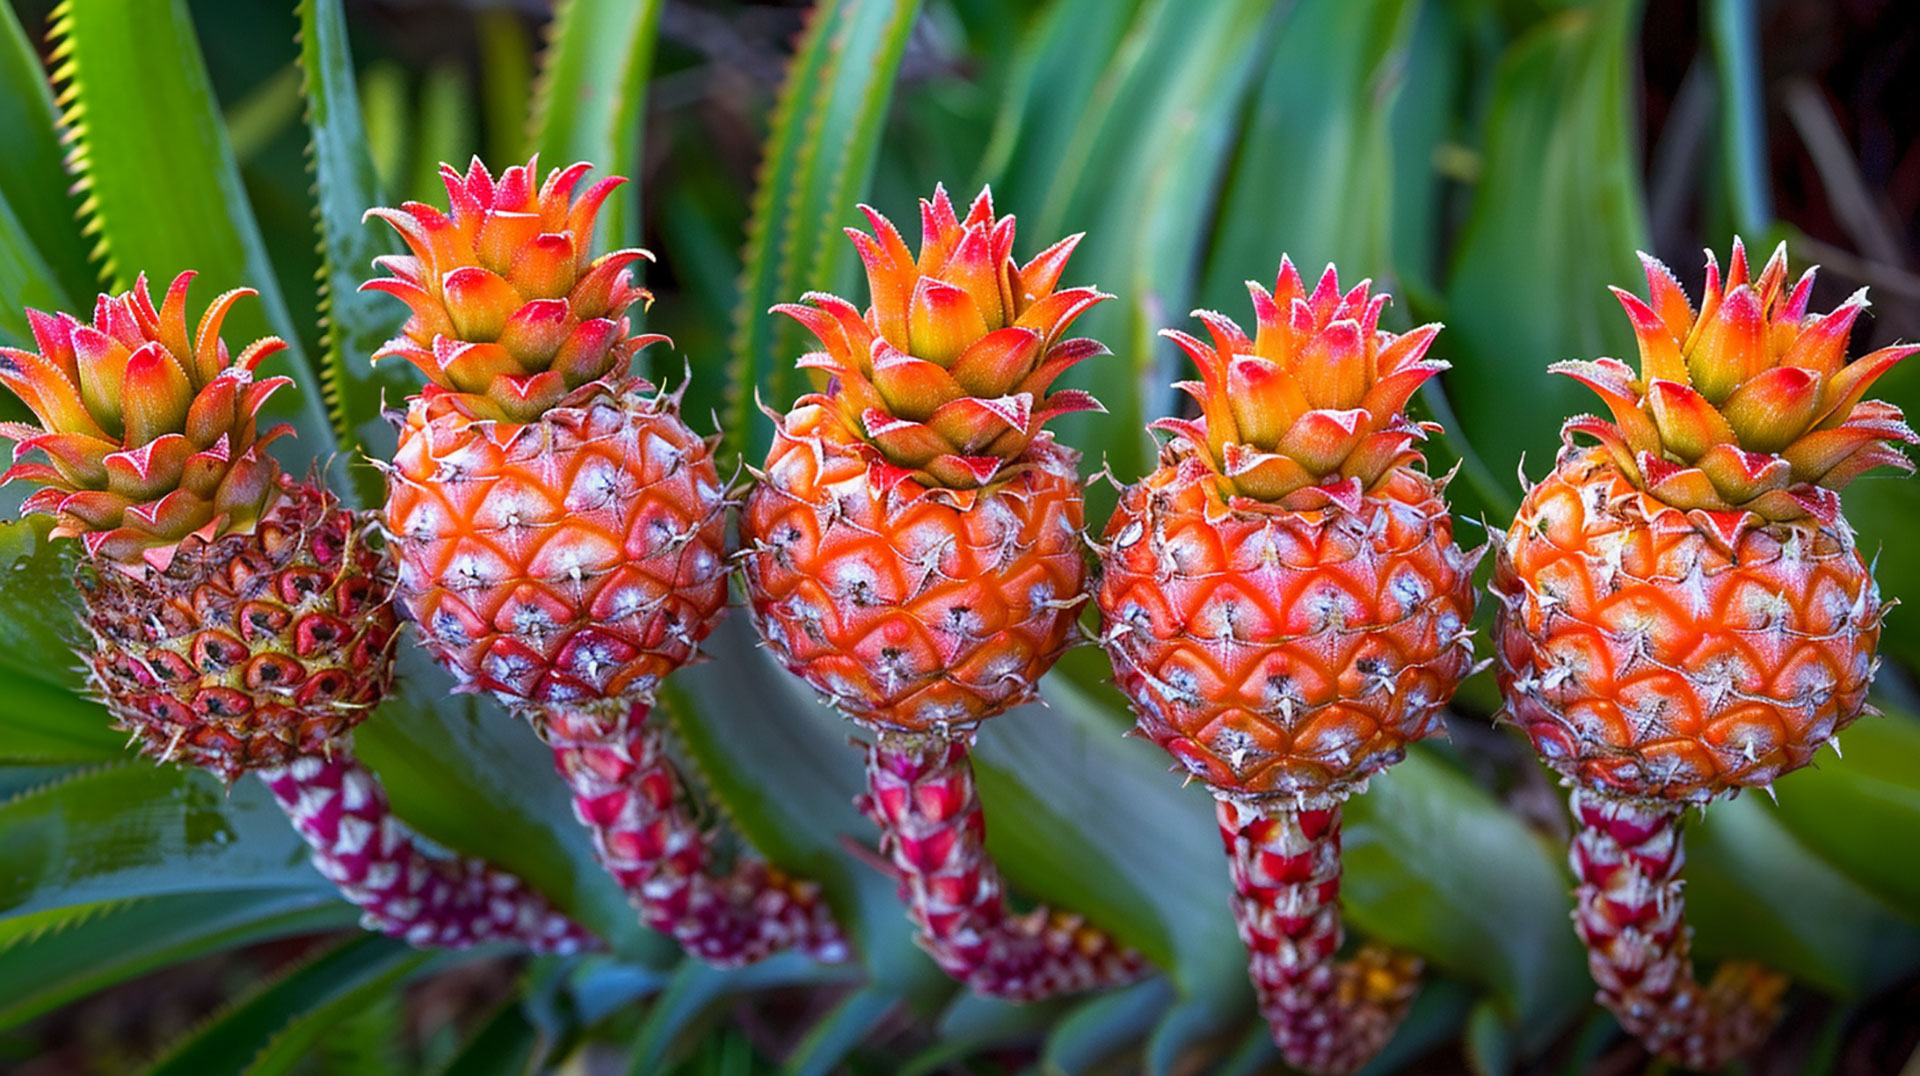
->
left=1491, top=240, right=1913, bottom=1068
left=740, top=185, right=1142, bottom=999
left=1096, top=261, right=1477, bottom=1075
left=0, top=273, right=588, bottom=953
left=366, top=157, right=841, bottom=966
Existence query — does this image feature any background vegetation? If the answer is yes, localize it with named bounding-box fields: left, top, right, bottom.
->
left=0, top=0, right=1916, bottom=1072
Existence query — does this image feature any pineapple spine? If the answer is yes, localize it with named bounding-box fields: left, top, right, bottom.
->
left=1219, top=798, right=1421, bottom=1076
left=260, top=751, right=596, bottom=953
left=1569, top=788, right=1786, bottom=1068
left=861, top=730, right=1145, bottom=1000
left=543, top=701, right=847, bottom=966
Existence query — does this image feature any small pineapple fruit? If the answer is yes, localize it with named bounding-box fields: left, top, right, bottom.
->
left=366, top=157, right=842, bottom=966
left=0, top=274, right=587, bottom=952
left=740, top=185, right=1143, bottom=999
left=1097, top=261, right=1477, bottom=1075
left=1491, top=240, right=1913, bottom=1068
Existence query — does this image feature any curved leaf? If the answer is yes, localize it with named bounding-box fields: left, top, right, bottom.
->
left=0, top=889, right=355, bottom=1031
left=0, top=0, right=94, bottom=307
left=718, top=0, right=924, bottom=468
left=48, top=0, right=335, bottom=458
left=296, top=0, right=412, bottom=505
left=0, top=763, right=323, bottom=917
left=1686, top=789, right=1920, bottom=997
left=145, top=933, right=433, bottom=1076
left=526, top=0, right=663, bottom=253
left=1442, top=0, right=1649, bottom=496
left=1765, top=710, right=1920, bottom=922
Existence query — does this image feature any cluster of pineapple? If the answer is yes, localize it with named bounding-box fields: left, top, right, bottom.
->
left=1, top=158, right=1909, bottom=1074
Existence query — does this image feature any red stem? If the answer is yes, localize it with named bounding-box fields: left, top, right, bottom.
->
left=1218, top=797, right=1421, bottom=1076
left=543, top=701, right=847, bottom=967
left=259, top=750, right=595, bottom=953
left=861, top=729, right=1145, bottom=1001
left=1570, top=788, right=1786, bottom=1068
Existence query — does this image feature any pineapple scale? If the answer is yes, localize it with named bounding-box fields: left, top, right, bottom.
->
left=1492, top=447, right=1882, bottom=804
left=386, top=387, right=729, bottom=708
left=1099, top=466, right=1479, bottom=805
left=741, top=410, right=1087, bottom=734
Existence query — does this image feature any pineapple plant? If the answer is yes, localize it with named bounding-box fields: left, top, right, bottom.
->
left=0, top=273, right=588, bottom=952
left=364, top=156, right=843, bottom=966
left=739, top=185, right=1144, bottom=1000
left=1491, top=239, right=1916, bottom=1068
left=1095, top=261, right=1479, bottom=1074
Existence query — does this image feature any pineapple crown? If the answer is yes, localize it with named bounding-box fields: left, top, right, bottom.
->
left=1557, top=238, right=1916, bottom=536
left=0, top=272, right=290, bottom=568
left=773, top=184, right=1108, bottom=490
left=1158, top=259, right=1446, bottom=511
left=362, top=155, right=666, bottom=424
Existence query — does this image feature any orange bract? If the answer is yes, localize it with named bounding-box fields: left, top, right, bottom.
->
left=1156, top=258, right=1445, bottom=510
left=0, top=272, right=289, bottom=567
left=364, top=156, right=663, bottom=423
left=1556, top=239, right=1915, bottom=534
left=775, top=184, right=1107, bottom=490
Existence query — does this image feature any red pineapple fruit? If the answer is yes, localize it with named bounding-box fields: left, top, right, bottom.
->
left=365, top=157, right=842, bottom=965
left=740, top=185, right=1143, bottom=1000
left=1096, top=261, right=1479, bottom=1074
left=1, top=273, right=588, bottom=951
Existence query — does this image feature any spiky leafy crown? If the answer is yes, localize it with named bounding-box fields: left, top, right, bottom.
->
left=0, top=272, right=290, bottom=567
left=1558, top=239, right=1916, bottom=532
left=1157, top=259, right=1446, bottom=511
left=774, top=185, right=1108, bottom=490
left=363, top=156, right=665, bottom=423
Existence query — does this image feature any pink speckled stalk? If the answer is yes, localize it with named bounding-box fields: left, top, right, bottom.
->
left=259, top=751, right=595, bottom=953
left=860, top=730, right=1146, bottom=1000
left=1218, top=798, right=1421, bottom=1076
left=543, top=701, right=847, bottom=966
left=1570, top=788, right=1787, bottom=1068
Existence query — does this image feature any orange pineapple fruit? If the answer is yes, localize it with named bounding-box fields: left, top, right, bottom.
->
left=740, top=185, right=1142, bottom=999
left=1491, top=239, right=1913, bottom=1068
left=366, top=157, right=841, bottom=966
left=1096, top=260, right=1477, bottom=1075
left=0, top=274, right=589, bottom=952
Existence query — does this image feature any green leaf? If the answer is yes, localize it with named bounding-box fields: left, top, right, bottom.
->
left=627, top=954, right=853, bottom=1076
left=526, top=0, right=664, bottom=252
left=432, top=998, right=542, bottom=1076
left=406, top=65, right=475, bottom=205
left=1040, top=979, right=1170, bottom=1074
left=1339, top=749, right=1589, bottom=1042
left=352, top=651, right=650, bottom=952
left=145, top=933, right=434, bottom=1076
left=0, top=888, right=356, bottom=1031
left=296, top=0, right=414, bottom=506
left=660, top=619, right=939, bottom=993
left=1706, top=0, right=1773, bottom=236
left=1200, top=0, right=1423, bottom=304
left=1018, top=0, right=1278, bottom=523
left=778, top=984, right=896, bottom=1076
left=0, top=763, right=324, bottom=917
left=0, top=520, right=128, bottom=764
left=0, top=185, right=77, bottom=353
left=0, top=0, right=95, bottom=307
left=1441, top=0, right=1649, bottom=497
left=477, top=9, right=534, bottom=165
left=1766, top=711, right=1920, bottom=925
left=48, top=0, right=335, bottom=459
left=1686, top=788, right=1920, bottom=997
left=718, top=0, right=924, bottom=468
